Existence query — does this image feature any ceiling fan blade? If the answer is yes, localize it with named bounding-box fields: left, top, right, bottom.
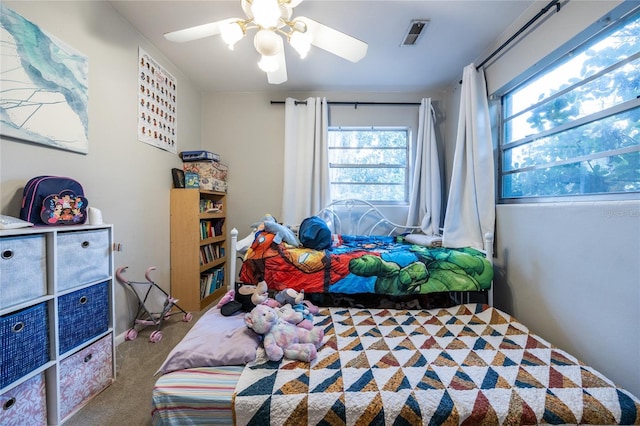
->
left=267, top=40, right=287, bottom=84
left=164, top=18, right=238, bottom=43
left=296, top=16, right=367, bottom=63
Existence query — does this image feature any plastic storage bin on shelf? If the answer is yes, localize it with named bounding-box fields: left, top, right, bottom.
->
left=0, top=303, right=50, bottom=389
left=0, top=234, right=47, bottom=310
left=58, top=281, right=109, bottom=354
left=0, top=373, right=47, bottom=425
left=56, top=229, right=110, bottom=292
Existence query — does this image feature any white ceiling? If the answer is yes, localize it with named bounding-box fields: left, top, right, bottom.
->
left=109, top=0, right=537, bottom=93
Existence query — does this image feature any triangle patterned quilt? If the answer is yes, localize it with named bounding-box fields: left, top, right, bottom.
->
left=233, top=303, right=640, bottom=425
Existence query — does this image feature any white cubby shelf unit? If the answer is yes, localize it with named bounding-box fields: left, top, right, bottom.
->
left=0, top=224, right=116, bottom=425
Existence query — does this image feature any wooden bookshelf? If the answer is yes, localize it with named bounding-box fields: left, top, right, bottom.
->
left=170, top=189, right=227, bottom=311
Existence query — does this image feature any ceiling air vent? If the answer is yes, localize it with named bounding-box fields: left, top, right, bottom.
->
left=401, top=20, right=430, bottom=46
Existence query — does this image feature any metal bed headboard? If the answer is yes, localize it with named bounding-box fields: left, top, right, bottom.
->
left=315, top=199, right=423, bottom=237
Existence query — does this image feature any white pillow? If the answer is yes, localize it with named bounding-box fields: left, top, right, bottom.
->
left=0, top=215, right=34, bottom=230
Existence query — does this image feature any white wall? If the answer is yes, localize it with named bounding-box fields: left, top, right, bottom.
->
left=0, top=1, right=202, bottom=338
left=444, top=0, right=639, bottom=397
left=201, top=90, right=443, bottom=236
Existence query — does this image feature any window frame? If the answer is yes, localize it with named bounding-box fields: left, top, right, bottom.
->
left=327, top=126, right=411, bottom=205
left=495, top=5, right=640, bottom=204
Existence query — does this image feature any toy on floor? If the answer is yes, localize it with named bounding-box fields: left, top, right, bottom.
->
left=116, top=266, right=192, bottom=343
left=244, top=304, right=324, bottom=362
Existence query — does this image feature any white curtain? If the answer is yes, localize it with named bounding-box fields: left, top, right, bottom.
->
left=442, top=64, right=495, bottom=249
left=281, top=97, right=330, bottom=226
left=406, top=98, right=441, bottom=235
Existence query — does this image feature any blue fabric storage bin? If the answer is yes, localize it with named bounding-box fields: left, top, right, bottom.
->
left=0, top=302, right=50, bottom=389
left=58, top=281, right=109, bottom=354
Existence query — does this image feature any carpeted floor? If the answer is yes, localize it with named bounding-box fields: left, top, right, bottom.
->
left=64, top=307, right=206, bottom=426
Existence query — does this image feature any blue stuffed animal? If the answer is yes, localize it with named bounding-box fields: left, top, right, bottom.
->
left=253, top=214, right=300, bottom=246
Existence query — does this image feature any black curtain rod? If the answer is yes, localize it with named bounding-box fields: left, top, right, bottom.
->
left=270, top=100, right=420, bottom=107
left=475, top=0, right=562, bottom=71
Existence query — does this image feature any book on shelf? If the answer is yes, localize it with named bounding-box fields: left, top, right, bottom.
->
left=213, top=267, right=224, bottom=291
left=200, top=274, right=208, bottom=298
left=200, top=199, right=223, bottom=213
left=213, top=219, right=224, bottom=236
left=200, top=266, right=225, bottom=298
left=199, top=242, right=224, bottom=265
left=200, top=219, right=224, bottom=240
left=185, top=172, right=200, bottom=188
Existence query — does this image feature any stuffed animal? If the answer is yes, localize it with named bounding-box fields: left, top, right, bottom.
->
left=275, top=303, right=303, bottom=324
left=220, top=281, right=268, bottom=316
left=275, top=288, right=305, bottom=305
left=244, top=304, right=324, bottom=362
left=253, top=214, right=300, bottom=246
left=263, top=220, right=300, bottom=246
left=275, top=288, right=318, bottom=329
left=216, top=289, right=235, bottom=308
left=262, top=297, right=281, bottom=309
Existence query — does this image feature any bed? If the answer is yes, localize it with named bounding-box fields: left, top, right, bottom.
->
left=151, top=202, right=639, bottom=425
left=152, top=304, right=640, bottom=425
left=229, top=200, right=495, bottom=306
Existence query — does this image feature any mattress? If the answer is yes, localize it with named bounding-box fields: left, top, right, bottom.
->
left=152, top=304, right=640, bottom=425
left=151, top=366, right=243, bottom=426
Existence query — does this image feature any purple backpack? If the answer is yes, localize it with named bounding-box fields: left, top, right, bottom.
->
left=20, top=176, right=88, bottom=226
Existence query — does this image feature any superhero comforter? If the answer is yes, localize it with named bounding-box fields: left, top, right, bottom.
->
left=239, top=232, right=493, bottom=296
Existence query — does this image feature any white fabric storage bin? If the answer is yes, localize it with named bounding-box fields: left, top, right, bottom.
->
left=0, top=235, right=47, bottom=310
left=59, top=334, right=113, bottom=420
left=56, top=229, right=110, bottom=292
left=0, top=373, right=47, bottom=426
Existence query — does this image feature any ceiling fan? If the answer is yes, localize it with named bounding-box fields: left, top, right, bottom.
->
left=163, top=0, right=368, bottom=84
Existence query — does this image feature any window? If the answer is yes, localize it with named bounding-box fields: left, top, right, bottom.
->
left=499, top=8, right=640, bottom=201
left=328, top=127, right=409, bottom=203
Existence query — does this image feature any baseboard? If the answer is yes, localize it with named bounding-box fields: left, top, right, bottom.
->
left=115, top=332, right=127, bottom=346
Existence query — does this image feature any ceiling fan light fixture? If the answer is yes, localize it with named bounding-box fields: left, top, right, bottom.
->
left=254, top=29, right=282, bottom=56
left=258, top=54, right=279, bottom=72
left=289, top=30, right=311, bottom=58
left=221, top=21, right=245, bottom=49
left=251, top=0, right=281, bottom=28
left=164, top=0, right=368, bottom=84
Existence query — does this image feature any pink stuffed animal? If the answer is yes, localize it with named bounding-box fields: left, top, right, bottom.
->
left=244, top=304, right=324, bottom=362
